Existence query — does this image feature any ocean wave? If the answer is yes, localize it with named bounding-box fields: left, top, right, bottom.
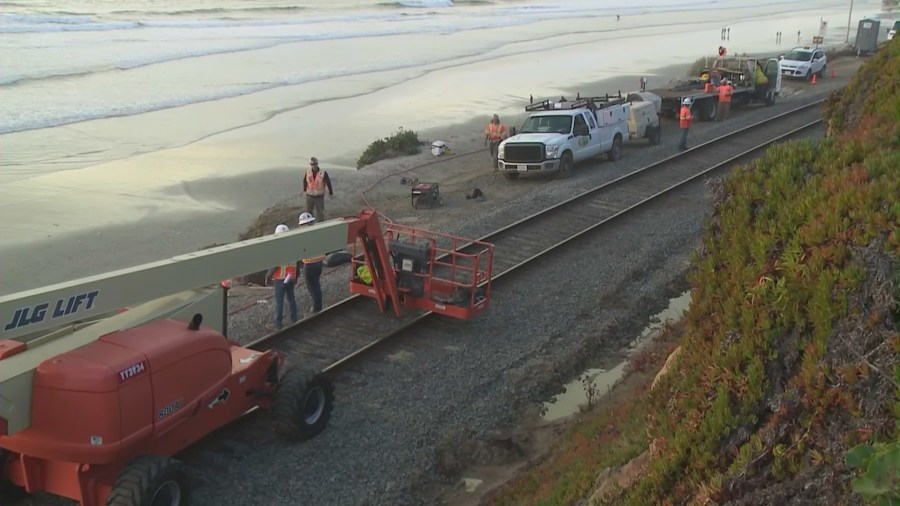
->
left=377, top=0, right=455, bottom=7
left=0, top=56, right=442, bottom=135
left=109, top=5, right=309, bottom=17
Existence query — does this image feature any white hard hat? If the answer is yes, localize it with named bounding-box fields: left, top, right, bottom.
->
left=274, top=224, right=289, bottom=234
left=298, top=212, right=316, bottom=225
left=682, top=97, right=693, bottom=106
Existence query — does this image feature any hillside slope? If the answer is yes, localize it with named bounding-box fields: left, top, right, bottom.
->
left=485, top=39, right=900, bottom=506
left=617, top=37, right=900, bottom=505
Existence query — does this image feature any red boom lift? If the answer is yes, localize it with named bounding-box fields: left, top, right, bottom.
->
left=0, top=209, right=494, bottom=506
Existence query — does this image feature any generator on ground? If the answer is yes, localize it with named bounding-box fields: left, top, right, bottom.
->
left=0, top=209, right=494, bottom=506
left=410, top=182, right=443, bottom=209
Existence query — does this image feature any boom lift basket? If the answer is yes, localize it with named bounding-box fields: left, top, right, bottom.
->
left=349, top=223, right=494, bottom=320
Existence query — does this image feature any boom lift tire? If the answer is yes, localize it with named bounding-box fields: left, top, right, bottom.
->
left=106, top=455, right=190, bottom=506
left=272, top=368, right=335, bottom=442
left=556, top=151, right=574, bottom=179
left=0, top=449, right=27, bottom=504
left=607, top=134, right=623, bottom=161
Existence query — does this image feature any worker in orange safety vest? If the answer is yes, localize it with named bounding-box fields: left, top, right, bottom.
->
left=484, top=114, right=509, bottom=169
left=297, top=212, right=325, bottom=314
left=265, top=224, right=298, bottom=331
left=678, top=97, right=693, bottom=151
left=302, top=156, right=334, bottom=222
left=716, top=79, right=733, bottom=121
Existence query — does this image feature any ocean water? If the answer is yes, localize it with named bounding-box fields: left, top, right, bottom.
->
left=0, top=0, right=870, bottom=135
left=0, top=0, right=887, bottom=253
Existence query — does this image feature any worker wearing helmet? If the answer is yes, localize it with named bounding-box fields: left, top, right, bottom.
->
left=265, top=224, right=298, bottom=331
left=303, top=156, right=334, bottom=223
left=678, top=97, right=693, bottom=151
left=298, top=212, right=325, bottom=314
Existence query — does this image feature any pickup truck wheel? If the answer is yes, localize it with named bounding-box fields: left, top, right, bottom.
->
left=607, top=135, right=623, bottom=161
left=556, top=152, right=574, bottom=179
left=648, top=126, right=661, bottom=145
left=272, top=367, right=335, bottom=441
left=106, top=455, right=189, bottom=506
left=503, top=172, right=519, bottom=180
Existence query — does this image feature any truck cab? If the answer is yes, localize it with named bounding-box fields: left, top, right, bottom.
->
left=497, top=95, right=630, bottom=180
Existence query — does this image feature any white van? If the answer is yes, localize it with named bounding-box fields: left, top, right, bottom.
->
left=889, top=20, right=900, bottom=40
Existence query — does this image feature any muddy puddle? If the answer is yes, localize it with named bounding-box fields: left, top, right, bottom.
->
left=540, top=290, right=691, bottom=422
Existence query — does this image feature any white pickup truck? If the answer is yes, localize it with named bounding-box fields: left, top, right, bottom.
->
left=497, top=94, right=632, bottom=180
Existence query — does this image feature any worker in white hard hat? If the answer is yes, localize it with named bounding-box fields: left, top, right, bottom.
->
left=302, top=156, right=334, bottom=222
left=298, top=212, right=325, bottom=314
left=678, top=97, right=693, bottom=151
left=265, top=224, right=298, bottom=331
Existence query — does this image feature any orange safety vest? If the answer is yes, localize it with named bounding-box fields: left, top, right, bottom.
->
left=306, top=170, right=327, bottom=197
left=485, top=122, right=507, bottom=141
left=272, top=263, right=297, bottom=280
left=303, top=255, right=325, bottom=265
left=718, top=84, right=732, bottom=103
left=679, top=106, right=692, bottom=129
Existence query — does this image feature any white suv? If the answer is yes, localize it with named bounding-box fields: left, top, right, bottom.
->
left=780, top=47, right=827, bottom=80
left=889, top=20, right=899, bottom=40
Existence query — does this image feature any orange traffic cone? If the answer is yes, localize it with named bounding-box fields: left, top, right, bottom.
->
left=811, top=73, right=817, bottom=84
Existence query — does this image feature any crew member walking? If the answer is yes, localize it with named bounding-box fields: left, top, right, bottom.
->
left=297, top=212, right=325, bottom=314
left=716, top=79, right=733, bottom=121
left=265, top=224, right=298, bottom=331
left=640, top=75, right=648, bottom=91
left=679, top=98, right=693, bottom=151
left=484, top=114, right=509, bottom=168
left=303, top=156, right=334, bottom=222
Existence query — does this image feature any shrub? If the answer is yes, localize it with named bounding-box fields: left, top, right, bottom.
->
left=687, top=57, right=711, bottom=77
left=356, top=127, right=422, bottom=169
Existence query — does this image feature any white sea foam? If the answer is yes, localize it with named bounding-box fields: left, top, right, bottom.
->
left=0, top=0, right=853, bottom=134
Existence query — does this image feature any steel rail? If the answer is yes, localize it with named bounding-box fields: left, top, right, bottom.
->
left=179, top=100, right=825, bottom=470
left=243, top=100, right=825, bottom=373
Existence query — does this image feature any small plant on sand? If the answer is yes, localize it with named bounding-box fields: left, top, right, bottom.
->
left=356, top=127, right=422, bottom=168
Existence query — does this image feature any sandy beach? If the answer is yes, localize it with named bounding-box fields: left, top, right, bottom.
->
left=0, top=0, right=893, bottom=295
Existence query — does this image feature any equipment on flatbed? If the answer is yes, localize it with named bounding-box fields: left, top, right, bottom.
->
left=411, top=182, right=443, bottom=209
left=0, top=209, right=494, bottom=506
left=652, top=56, right=780, bottom=121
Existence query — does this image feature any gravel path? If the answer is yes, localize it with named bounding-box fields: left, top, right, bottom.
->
left=185, top=88, right=839, bottom=506
left=15, top=79, right=846, bottom=506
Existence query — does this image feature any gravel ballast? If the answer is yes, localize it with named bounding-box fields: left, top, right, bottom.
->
left=15, top=80, right=845, bottom=506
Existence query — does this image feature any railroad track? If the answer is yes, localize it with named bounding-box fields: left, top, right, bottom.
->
left=180, top=99, right=825, bottom=470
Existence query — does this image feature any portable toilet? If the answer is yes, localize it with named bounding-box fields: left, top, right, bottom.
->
left=855, top=18, right=881, bottom=53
